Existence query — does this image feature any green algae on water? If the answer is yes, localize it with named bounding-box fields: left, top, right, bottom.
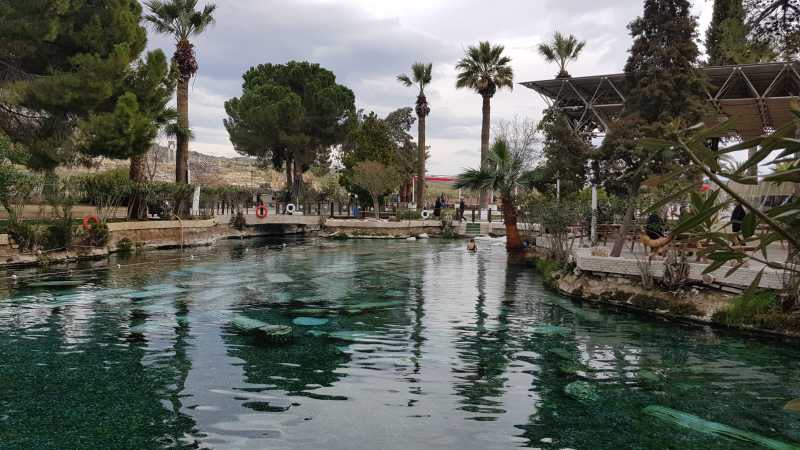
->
left=643, top=405, right=800, bottom=450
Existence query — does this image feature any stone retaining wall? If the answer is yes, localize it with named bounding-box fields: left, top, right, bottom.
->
left=574, top=253, right=783, bottom=290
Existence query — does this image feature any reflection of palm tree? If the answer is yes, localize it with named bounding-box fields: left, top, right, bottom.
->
left=451, top=255, right=513, bottom=416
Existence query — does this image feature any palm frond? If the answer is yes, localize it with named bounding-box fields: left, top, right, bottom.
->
left=397, top=74, right=413, bottom=87
left=454, top=168, right=494, bottom=191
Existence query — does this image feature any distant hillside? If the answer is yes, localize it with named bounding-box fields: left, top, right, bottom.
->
left=57, top=145, right=286, bottom=190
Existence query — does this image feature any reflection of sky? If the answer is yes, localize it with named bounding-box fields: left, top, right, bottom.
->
left=3, top=239, right=800, bottom=449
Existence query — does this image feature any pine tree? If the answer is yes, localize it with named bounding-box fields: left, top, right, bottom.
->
left=598, top=0, right=711, bottom=257
left=0, top=0, right=149, bottom=170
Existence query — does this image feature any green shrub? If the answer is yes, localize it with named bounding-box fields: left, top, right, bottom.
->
left=44, top=215, right=75, bottom=250
left=229, top=210, right=246, bottom=230
left=396, top=210, right=421, bottom=220
left=117, top=238, right=134, bottom=253
left=79, top=221, right=109, bottom=247
left=7, top=221, right=47, bottom=252
left=714, top=290, right=778, bottom=326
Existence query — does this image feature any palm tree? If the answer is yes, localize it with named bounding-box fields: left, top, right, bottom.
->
left=455, top=139, right=530, bottom=252
left=397, top=63, right=432, bottom=211
left=537, top=32, right=586, bottom=79
left=455, top=42, right=514, bottom=209
left=143, top=0, right=216, bottom=184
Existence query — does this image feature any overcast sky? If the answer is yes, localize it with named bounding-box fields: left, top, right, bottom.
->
left=147, top=0, right=713, bottom=175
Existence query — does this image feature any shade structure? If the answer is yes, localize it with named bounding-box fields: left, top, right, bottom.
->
left=521, top=62, right=800, bottom=139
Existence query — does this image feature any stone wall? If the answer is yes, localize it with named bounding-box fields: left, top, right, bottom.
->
left=574, top=252, right=783, bottom=290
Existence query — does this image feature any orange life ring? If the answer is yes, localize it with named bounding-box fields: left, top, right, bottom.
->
left=255, top=205, right=268, bottom=218
left=82, top=215, right=100, bottom=231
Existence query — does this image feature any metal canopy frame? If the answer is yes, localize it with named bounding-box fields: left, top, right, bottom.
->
left=522, top=62, right=800, bottom=140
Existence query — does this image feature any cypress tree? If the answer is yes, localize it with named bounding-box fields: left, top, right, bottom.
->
left=624, top=0, right=708, bottom=127
left=707, top=0, right=773, bottom=65
left=598, top=0, right=711, bottom=257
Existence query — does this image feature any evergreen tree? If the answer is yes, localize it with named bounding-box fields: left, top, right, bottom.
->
left=598, top=0, right=711, bottom=257
left=536, top=108, right=589, bottom=196
left=0, top=0, right=148, bottom=170
left=224, top=61, right=355, bottom=202
left=707, top=0, right=773, bottom=65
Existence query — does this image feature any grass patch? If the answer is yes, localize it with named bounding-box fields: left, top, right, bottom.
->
left=713, top=290, right=778, bottom=326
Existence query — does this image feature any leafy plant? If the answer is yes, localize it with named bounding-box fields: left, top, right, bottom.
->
left=395, top=209, right=422, bottom=221
left=714, top=290, right=778, bottom=325
left=6, top=221, right=47, bottom=253
left=78, top=169, right=131, bottom=221
left=229, top=210, right=246, bottom=230
left=117, top=237, right=134, bottom=253
left=642, top=104, right=800, bottom=305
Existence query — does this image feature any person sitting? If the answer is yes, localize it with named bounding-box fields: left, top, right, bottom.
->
left=466, top=238, right=477, bottom=252
left=645, top=212, right=665, bottom=239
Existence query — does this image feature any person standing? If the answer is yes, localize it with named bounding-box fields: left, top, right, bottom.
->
left=434, top=197, right=442, bottom=218
left=459, top=198, right=466, bottom=222
left=731, top=203, right=746, bottom=243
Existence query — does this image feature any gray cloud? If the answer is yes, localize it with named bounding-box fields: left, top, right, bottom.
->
left=145, top=0, right=713, bottom=175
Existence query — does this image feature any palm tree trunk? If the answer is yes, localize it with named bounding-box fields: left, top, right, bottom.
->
left=293, top=160, right=303, bottom=204
left=480, top=94, right=491, bottom=209
left=176, top=77, right=189, bottom=184
left=501, top=195, right=523, bottom=251
left=285, top=157, right=293, bottom=203
left=128, top=155, right=146, bottom=219
left=373, top=195, right=380, bottom=219
left=416, top=113, right=426, bottom=211
left=611, top=183, right=639, bottom=257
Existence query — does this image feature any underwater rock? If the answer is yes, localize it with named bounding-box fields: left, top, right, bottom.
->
left=26, top=280, right=84, bottom=288
left=317, top=331, right=370, bottom=343
left=530, top=325, right=572, bottom=336
left=644, top=405, right=800, bottom=450
left=230, top=316, right=293, bottom=344
left=288, top=308, right=333, bottom=317
left=548, top=348, right=574, bottom=360
left=564, top=381, right=599, bottom=402
left=558, top=361, right=586, bottom=376
left=639, top=370, right=661, bottom=383
left=417, top=233, right=430, bottom=239
left=783, top=399, right=800, bottom=414
left=339, top=300, right=404, bottom=313
left=292, top=317, right=330, bottom=326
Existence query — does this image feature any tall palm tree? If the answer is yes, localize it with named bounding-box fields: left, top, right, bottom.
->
left=397, top=63, right=432, bottom=210
left=455, top=139, right=530, bottom=252
left=455, top=42, right=514, bottom=209
left=537, top=32, right=586, bottom=79
left=143, top=0, right=216, bottom=184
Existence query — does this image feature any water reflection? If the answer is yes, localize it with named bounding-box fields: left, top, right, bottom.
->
left=0, top=238, right=799, bottom=449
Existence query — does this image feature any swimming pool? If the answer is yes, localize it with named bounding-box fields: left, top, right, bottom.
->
left=1, top=237, right=799, bottom=449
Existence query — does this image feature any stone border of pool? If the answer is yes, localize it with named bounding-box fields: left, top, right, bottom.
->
left=527, top=252, right=800, bottom=340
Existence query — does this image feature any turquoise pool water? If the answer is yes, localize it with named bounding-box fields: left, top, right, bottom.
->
left=1, top=237, right=799, bottom=449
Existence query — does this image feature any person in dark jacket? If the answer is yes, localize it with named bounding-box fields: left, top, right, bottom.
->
left=645, top=212, right=666, bottom=239
left=731, top=203, right=746, bottom=243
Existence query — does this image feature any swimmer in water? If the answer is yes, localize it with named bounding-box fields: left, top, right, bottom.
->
left=466, top=238, right=477, bottom=252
